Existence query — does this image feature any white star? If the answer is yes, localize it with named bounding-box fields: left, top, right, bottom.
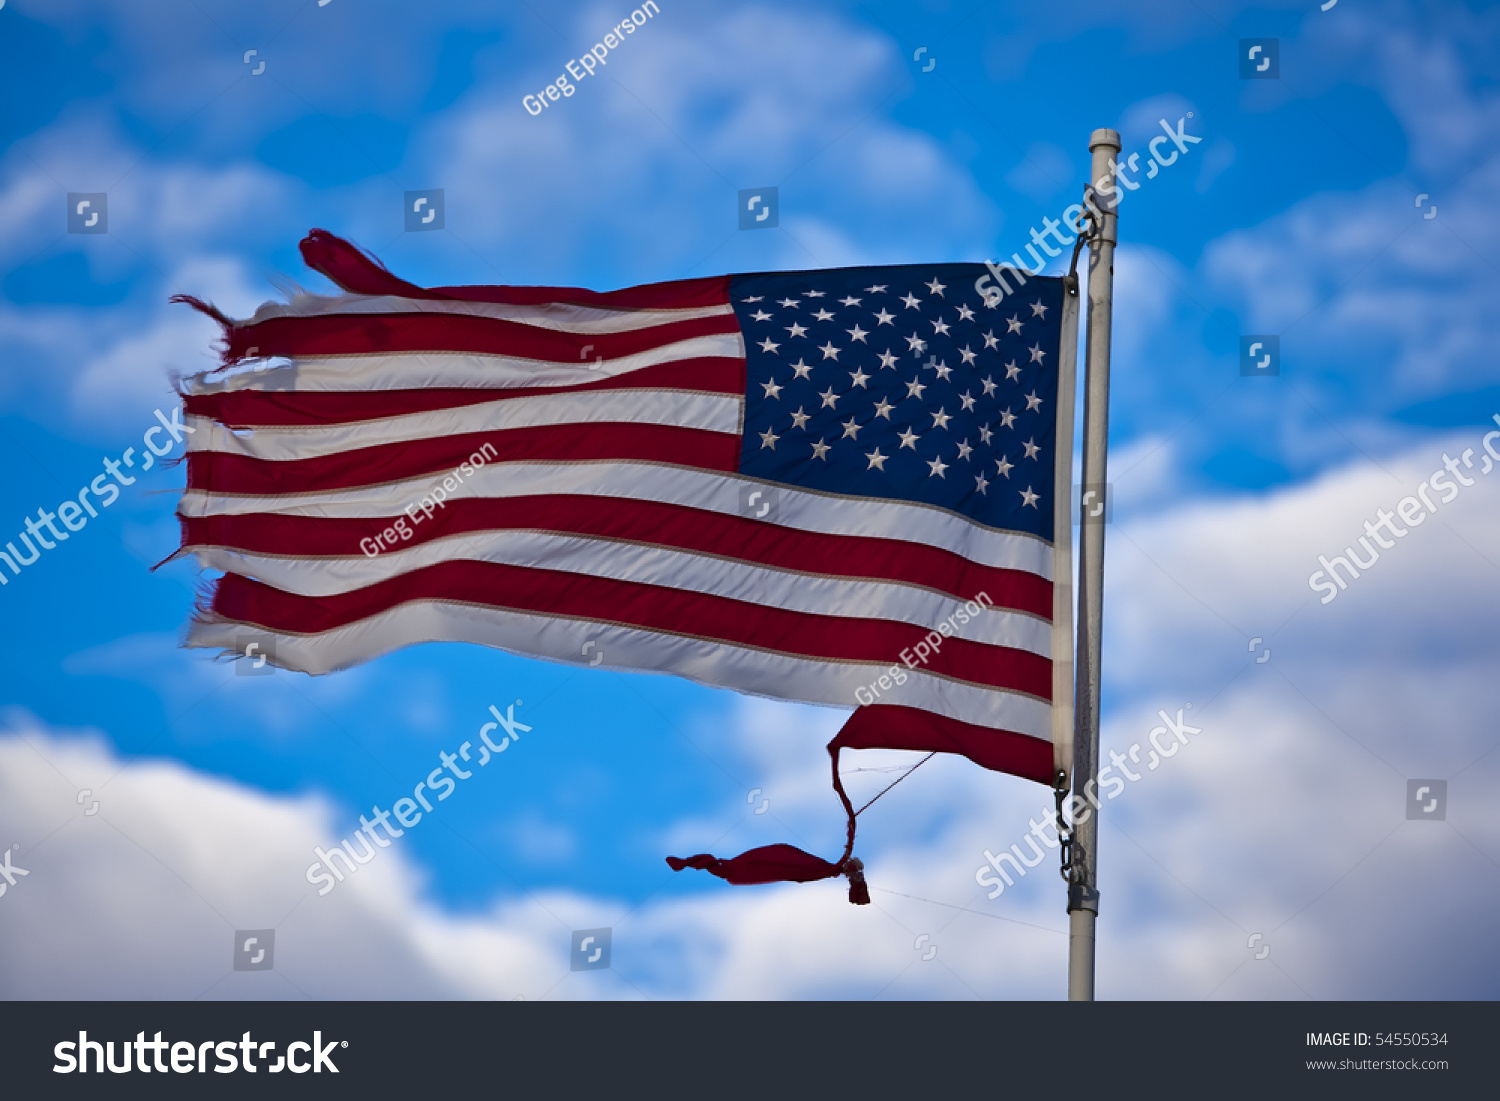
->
left=977, top=424, right=993, bottom=445
left=901, top=292, right=922, bottom=310
left=790, top=358, right=813, bottom=379
left=819, top=341, right=842, bottom=360
left=983, top=294, right=1001, bottom=309
left=751, top=309, right=773, bottom=322
left=974, top=472, right=989, bottom=495
left=956, top=304, right=975, bottom=321
left=925, top=278, right=946, bottom=297
left=930, top=318, right=951, bottom=336
left=848, top=367, right=871, bottom=389
left=839, top=295, right=863, bottom=307
left=927, top=455, right=949, bottom=478
left=818, top=386, right=839, bottom=408
left=813, top=308, right=835, bottom=322
left=1020, top=485, right=1039, bottom=508
left=810, top=438, right=831, bottom=461
left=995, top=456, right=1013, bottom=478
left=841, top=417, right=861, bottom=439
left=866, top=447, right=889, bottom=471
left=742, top=296, right=763, bottom=303
left=759, top=338, right=780, bottom=354
left=1005, top=360, right=1022, bottom=381
left=1025, top=390, right=1043, bottom=411
left=905, top=333, right=927, bottom=354
left=897, top=427, right=921, bottom=450
left=1007, top=315, right=1024, bottom=334
left=877, top=350, right=898, bottom=369
left=759, top=427, right=778, bottom=450
left=959, top=345, right=977, bottom=365
left=778, top=297, right=800, bottom=309
left=804, top=289, right=826, bottom=298
left=930, top=407, right=952, bottom=430
left=761, top=378, right=783, bottom=399
left=1030, top=300, right=1048, bottom=318
left=955, top=439, right=973, bottom=461
left=959, top=390, right=976, bottom=411
left=1022, top=438, right=1040, bottom=460
left=930, top=360, right=953, bottom=381
left=905, top=378, right=927, bottom=400
left=873, top=308, right=895, bottom=326
left=789, top=406, right=810, bottom=430
left=846, top=324, right=868, bottom=343
left=981, top=376, right=998, bottom=397
left=872, top=397, right=895, bottom=420
left=865, top=284, right=888, bottom=294
left=785, top=322, right=807, bottom=339
left=999, top=407, right=1017, bottom=429
left=1029, top=343, right=1046, bottom=364
left=983, top=330, right=999, bottom=350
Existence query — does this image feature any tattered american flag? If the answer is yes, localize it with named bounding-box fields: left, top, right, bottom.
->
left=172, top=230, right=1078, bottom=895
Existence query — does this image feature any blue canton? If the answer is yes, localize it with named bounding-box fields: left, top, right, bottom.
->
left=733, top=264, right=1064, bottom=540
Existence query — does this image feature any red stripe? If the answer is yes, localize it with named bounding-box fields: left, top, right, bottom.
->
left=299, top=229, right=732, bottom=310
left=185, top=359, right=745, bottom=427
left=182, top=496, right=1052, bottom=618
left=835, top=705, right=1053, bottom=783
left=222, top=311, right=740, bottom=365
left=186, top=424, right=739, bottom=494
left=206, top=564, right=1053, bottom=697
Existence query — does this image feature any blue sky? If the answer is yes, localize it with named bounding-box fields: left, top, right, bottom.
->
left=2, top=0, right=1498, bottom=1000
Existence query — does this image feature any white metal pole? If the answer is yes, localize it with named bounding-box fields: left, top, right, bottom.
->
left=1068, top=127, right=1120, bottom=1002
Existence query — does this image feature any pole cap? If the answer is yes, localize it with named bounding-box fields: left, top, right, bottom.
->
left=1088, top=127, right=1121, bottom=153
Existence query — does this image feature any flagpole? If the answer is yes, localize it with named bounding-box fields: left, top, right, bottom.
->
left=1068, top=127, right=1120, bottom=1002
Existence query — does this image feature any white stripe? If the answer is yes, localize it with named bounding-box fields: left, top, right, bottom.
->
left=188, top=389, right=743, bottom=461
left=242, top=292, right=735, bottom=333
left=187, top=606, right=1053, bottom=736
left=180, top=461, right=1054, bottom=578
left=186, top=532, right=1050, bottom=654
left=188, top=335, right=745, bottom=394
